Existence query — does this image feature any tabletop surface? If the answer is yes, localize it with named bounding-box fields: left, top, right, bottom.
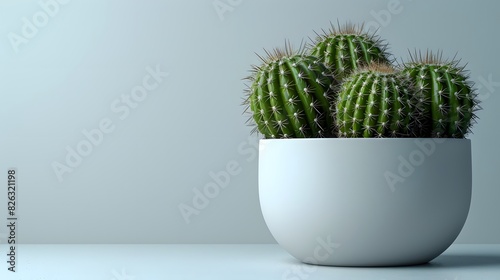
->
left=1, top=244, right=499, bottom=280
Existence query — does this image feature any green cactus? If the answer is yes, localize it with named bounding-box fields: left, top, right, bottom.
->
left=243, top=45, right=338, bottom=138
left=310, top=22, right=391, bottom=80
left=336, top=64, right=422, bottom=138
left=402, top=51, right=480, bottom=138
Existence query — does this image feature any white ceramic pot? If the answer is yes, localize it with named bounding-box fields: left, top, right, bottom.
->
left=259, top=138, right=471, bottom=266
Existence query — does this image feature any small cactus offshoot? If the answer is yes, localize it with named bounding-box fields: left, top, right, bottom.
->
left=310, top=22, right=391, bottom=80
left=402, top=51, right=480, bottom=138
left=336, top=63, right=422, bottom=138
left=243, top=44, right=338, bottom=138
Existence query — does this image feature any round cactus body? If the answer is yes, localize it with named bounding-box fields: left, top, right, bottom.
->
left=336, top=64, right=422, bottom=138
left=310, top=23, right=391, bottom=80
left=243, top=48, right=338, bottom=138
left=402, top=51, right=479, bottom=138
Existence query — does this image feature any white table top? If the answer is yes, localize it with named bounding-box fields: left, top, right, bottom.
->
left=1, top=244, right=499, bottom=280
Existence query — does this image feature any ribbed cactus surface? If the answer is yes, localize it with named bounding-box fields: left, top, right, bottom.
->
left=336, top=64, right=421, bottom=138
left=244, top=48, right=337, bottom=138
left=402, top=51, right=479, bottom=138
left=311, top=23, right=390, bottom=80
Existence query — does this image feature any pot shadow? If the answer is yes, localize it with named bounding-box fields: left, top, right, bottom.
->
left=281, top=253, right=500, bottom=269
left=429, top=254, right=500, bottom=268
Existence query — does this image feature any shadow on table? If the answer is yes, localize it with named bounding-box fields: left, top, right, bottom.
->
left=281, top=253, right=500, bottom=269
left=429, top=254, right=500, bottom=268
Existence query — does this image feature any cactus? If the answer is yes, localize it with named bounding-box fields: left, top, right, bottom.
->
left=336, top=63, right=422, bottom=138
left=243, top=45, right=338, bottom=138
left=310, top=22, right=391, bottom=80
left=402, top=51, right=480, bottom=138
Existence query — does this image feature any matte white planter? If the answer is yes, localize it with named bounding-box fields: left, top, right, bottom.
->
left=259, top=138, right=471, bottom=266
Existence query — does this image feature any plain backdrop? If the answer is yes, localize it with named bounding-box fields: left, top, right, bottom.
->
left=0, top=0, right=499, bottom=244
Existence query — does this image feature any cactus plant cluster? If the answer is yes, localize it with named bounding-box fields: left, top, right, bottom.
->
left=243, top=22, right=480, bottom=138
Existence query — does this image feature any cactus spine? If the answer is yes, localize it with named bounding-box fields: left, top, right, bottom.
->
left=402, top=51, right=479, bottom=138
left=244, top=46, right=338, bottom=138
left=311, top=22, right=391, bottom=80
left=336, top=64, right=421, bottom=138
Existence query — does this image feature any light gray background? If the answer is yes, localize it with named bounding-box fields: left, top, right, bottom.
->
left=0, top=0, right=498, bottom=244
